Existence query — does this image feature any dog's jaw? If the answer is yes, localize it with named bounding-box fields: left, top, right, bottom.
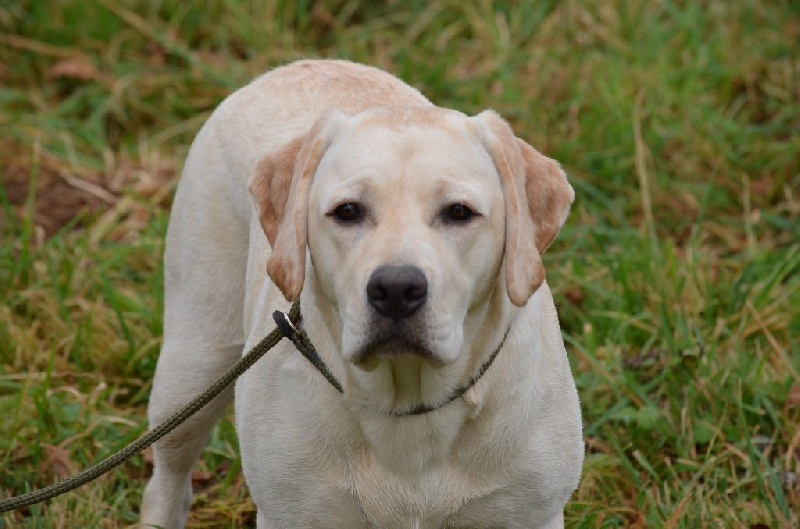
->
left=340, top=309, right=465, bottom=367
left=352, top=336, right=445, bottom=367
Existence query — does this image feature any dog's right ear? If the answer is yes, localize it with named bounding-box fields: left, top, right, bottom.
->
left=249, top=110, right=344, bottom=301
left=472, top=110, right=574, bottom=306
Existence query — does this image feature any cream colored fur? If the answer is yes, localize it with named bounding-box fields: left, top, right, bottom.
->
left=140, top=59, right=583, bottom=529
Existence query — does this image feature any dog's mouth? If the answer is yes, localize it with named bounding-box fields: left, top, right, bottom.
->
left=351, top=335, right=443, bottom=368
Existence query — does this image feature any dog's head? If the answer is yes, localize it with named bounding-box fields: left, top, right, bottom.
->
left=249, top=106, right=573, bottom=367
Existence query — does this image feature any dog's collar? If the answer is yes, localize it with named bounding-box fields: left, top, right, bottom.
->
left=272, top=303, right=511, bottom=417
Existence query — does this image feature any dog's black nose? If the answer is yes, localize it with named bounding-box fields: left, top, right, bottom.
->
left=366, top=265, right=428, bottom=320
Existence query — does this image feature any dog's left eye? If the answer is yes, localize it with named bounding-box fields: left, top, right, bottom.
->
left=329, top=203, right=364, bottom=224
left=443, top=203, right=477, bottom=223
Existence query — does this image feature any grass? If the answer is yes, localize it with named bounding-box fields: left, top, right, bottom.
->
left=1, top=0, right=798, bottom=527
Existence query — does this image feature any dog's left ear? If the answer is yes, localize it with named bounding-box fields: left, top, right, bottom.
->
left=249, top=110, right=345, bottom=301
left=472, top=110, right=574, bottom=306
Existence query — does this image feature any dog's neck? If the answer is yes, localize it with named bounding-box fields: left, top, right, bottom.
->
left=299, top=281, right=519, bottom=475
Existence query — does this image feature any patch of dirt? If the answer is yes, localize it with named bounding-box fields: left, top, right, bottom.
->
left=1, top=143, right=175, bottom=238
left=2, top=161, right=111, bottom=236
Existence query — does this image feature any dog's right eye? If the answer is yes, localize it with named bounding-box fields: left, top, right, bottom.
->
left=442, top=203, right=478, bottom=224
left=329, top=203, right=363, bottom=224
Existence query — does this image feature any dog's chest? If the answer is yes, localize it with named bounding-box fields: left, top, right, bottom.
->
left=345, top=444, right=537, bottom=529
left=349, top=464, right=481, bottom=529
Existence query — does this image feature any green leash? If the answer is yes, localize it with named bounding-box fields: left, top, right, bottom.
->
left=0, top=301, right=300, bottom=514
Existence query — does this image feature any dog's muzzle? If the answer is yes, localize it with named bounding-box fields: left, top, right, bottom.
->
left=355, top=265, right=438, bottom=363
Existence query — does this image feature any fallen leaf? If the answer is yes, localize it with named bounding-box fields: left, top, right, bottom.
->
left=48, top=55, right=97, bottom=81
left=191, top=470, right=213, bottom=487
left=563, top=286, right=585, bottom=307
left=786, top=384, right=800, bottom=409
left=142, top=446, right=154, bottom=465
left=39, top=444, right=78, bottom=479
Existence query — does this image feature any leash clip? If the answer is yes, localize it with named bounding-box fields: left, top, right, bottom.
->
left=272, top=310, right=298, bottom=339
left=272, top=308, right=344, bottom=394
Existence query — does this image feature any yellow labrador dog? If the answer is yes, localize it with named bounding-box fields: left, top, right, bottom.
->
left=141, top=60, right=583, bottom=529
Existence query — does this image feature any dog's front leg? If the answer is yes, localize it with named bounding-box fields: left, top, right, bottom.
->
left=140, top=144, right=249, bottom=527
left=140, top=336, right=241, bottom=528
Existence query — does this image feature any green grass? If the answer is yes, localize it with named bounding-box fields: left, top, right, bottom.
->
left=1, top=0, right=798, bottom=527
